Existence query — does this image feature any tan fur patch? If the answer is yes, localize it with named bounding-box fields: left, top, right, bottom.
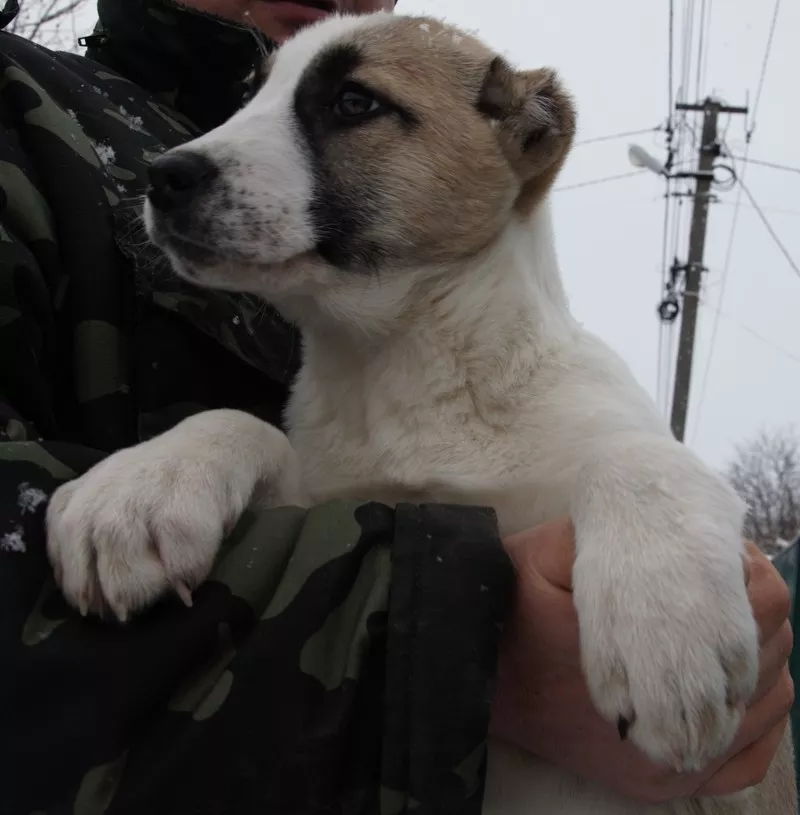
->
left=320, top=15, right=576, bottom=266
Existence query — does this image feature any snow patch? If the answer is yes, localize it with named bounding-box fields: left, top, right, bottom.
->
left=90, top=140, right=117, bottom=166
left=118, top=106, right=145, bottom=131
left=1, top=526, right=26, bottom=553
left=18, top=483, right=47, bottom=515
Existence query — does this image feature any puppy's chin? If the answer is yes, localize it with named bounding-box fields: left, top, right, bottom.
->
left=164, top=245, right=335, bottom=300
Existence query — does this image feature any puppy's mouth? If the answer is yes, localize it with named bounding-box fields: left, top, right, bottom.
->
left=153, top=227, right=247, bottom=268
left=153, top=225, right=315, bottom=281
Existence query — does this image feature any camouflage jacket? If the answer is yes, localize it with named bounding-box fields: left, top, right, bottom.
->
left=0, top=2, right=514, bottom=813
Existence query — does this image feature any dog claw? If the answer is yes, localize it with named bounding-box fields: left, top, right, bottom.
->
left=617, top=716, right=631, bottom=741
left=174, top=581, right=193, bottom=608
left=109, top=601, right=128, bottom=624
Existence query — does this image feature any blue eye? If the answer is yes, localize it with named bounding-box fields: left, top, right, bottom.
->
left=332, top=85, right=385, bottom=121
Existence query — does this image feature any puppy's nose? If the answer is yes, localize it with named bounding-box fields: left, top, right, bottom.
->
left=147, top=152, right=218, bottom=211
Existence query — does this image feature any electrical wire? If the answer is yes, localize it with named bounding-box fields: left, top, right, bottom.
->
left=689, top=149, right=748, bottom=444
left=656, top=184, right=672, bottom=410
left=553, top=170, right=646, bottom=193
left=749, top=0, right=782, bottom=138
left=574, top=127, right=660, bottom=147
left=698, top=0, right=714, bottom=97
left=662, top=0, right=716, bottom=419
left=728, top=155, right=800, bottom=176
left=680, top=0, right=696, bottom=104
left=739, top=178, right=800, bottom=279
left=717, top=200, right=800, bottom=217
left=694, top=0, right=708, bottom=100
left=690, top=0, right=784, bottom=442
left=657, top=0, right=678, bottom=411
left=668, top=0, right=675, bottom=120
left=699, top=300, right=800, bottom=367
left=667, top=195, right=690, bottom=414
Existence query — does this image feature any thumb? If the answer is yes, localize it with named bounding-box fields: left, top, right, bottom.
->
left=504, top=517, right=576, bottom=592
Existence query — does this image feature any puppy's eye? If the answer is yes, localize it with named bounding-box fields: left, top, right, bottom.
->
left=332, top=84, right=386, bottom=121
left=242, top=58, right=270, bottom=107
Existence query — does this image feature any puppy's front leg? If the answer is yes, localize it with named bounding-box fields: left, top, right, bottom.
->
left=570, top=431, right=759, bottom=773
left=47, top=409, right=308, bottom=621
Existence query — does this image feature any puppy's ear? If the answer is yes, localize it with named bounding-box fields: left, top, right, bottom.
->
left=478, top=58, right=576, bottom=199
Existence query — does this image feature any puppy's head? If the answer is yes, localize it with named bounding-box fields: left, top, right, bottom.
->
left=144, top=13, right=575, bottom=309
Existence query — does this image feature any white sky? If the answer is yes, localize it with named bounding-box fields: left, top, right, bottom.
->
left=70, top=0, right=800, bottom=469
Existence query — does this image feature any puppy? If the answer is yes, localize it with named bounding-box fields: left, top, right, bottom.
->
left=47, top=12, right=796, bottom=815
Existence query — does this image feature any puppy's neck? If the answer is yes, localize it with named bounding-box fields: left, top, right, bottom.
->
left=283, top=205, right=578, bottom=438
left=291, top=204, right=575, bottom=362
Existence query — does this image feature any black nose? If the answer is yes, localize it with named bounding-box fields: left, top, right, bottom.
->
left=147, top=152, right=218, bottom=212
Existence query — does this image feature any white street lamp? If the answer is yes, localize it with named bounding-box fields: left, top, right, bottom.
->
left=628, top=144, right=667, bottom=176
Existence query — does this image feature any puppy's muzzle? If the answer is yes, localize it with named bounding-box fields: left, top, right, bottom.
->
left=147, top=151, right=218, bottom=213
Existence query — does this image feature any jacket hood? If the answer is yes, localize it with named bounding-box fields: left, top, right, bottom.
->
left=85, top=0, right=271, bottom=131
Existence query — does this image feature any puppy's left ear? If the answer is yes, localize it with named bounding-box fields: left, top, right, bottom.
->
left=478, top=58, right=576, bottom=191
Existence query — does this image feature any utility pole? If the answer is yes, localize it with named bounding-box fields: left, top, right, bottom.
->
left=665, top=98, right=748, bottom=442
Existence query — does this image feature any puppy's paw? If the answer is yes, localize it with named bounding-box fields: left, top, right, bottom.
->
left=573, top=436, right=758, bottom=771
left=46, top=442, right=250, bottom=622
left=578, top=576, right=756, bottom=771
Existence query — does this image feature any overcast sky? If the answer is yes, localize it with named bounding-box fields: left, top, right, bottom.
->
left=396, top=0, right=800, bottom=469
left=70, top=0, right=800, bottom=469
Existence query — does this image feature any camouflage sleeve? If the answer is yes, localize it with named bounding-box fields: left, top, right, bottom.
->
left=1, top=14, right=513, bottom=812
left=1, top=440, right=513, bottom=815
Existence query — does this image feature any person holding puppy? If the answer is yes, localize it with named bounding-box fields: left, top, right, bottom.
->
left=0, top=0, right=792, bottom=811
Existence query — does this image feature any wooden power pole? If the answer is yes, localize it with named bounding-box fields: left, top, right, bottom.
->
left=668, top=98, right=748, bottom=442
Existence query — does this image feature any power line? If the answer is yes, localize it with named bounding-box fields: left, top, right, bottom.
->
left=690, top=148, right=748, bottom=444
left=665, top=0, right=708, bottom=429
left=690, top=295, right=800, bottom=445
left=729, top=155, right=800, bottom=176
left=658, top=0, right=678, bottom=413
left=749, top=0, right=782, bottom=137
left=679, top=0, right=695, bottom=103
left=691, top=166, right=798, bottom=442
left=739, top=178, right=800, bottom=279
left=694, top=0, right=708, bottom=100
left=690, top=0, right=785, bottom=442
left=668, top=0, right=676, bottom=121
left=553, top=170, right=646, bottom=192
left=574, top=127, right=660, bottom=147
left=717, top=200, right=800, bottom=217
left=656, top=187, right=672, bottom=410
left=698, top=0, right=714, bottom=97
left=699, top=300, right=800, bottom=367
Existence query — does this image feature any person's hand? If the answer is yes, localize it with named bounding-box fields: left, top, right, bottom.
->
left=490, top=519, right=794, bottom=804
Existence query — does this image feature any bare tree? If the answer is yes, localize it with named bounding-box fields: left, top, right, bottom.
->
left=727, top=427, right=800, bottom=555
left=7, top=0, right=89, bottom=52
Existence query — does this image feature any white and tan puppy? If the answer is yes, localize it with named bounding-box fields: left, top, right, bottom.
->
left=46, top=12, right=795, bottom=815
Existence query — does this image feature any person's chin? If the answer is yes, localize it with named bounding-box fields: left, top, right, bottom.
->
left=248, top=1, right=334, bottom=40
